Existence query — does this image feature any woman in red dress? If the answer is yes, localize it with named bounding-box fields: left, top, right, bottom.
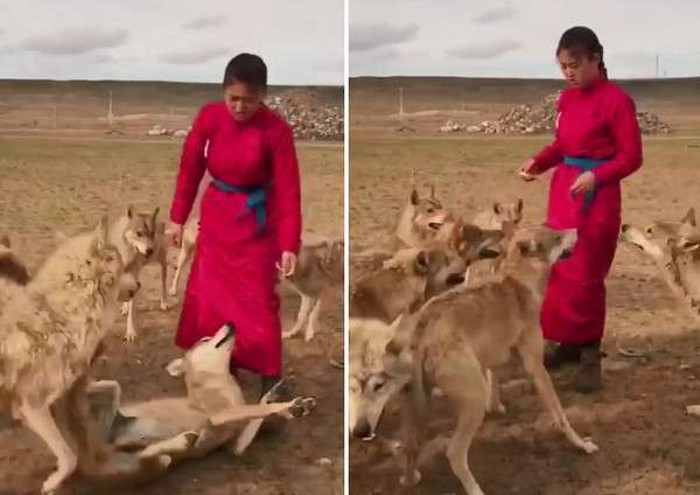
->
left=520, top=27, right=643, bottom=393
left=168, top=53, right=302, bottom=397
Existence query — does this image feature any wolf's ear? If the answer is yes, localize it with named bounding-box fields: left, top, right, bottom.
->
left=92, top=215, right=109, bottom=253
left=0, top=235, right=10, bottom=249
left=152, top=206, right=161, bottom=227
left=127, top=205, right=134, bottom=218
left=493, top=202, right=502, bottom=215
left=682, top=207, right=697, bottom=227
left=414, top=250, right=430, bottom=275
left=410, top=189, right=419, bottom=205
left=166, top=358, right=185, bottom=377
left=517, top=198, right=524, bottom=213
left=429, top=184, right=436, bottom=199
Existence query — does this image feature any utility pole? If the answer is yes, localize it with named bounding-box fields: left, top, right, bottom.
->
left=655, top=54, right=660, bottom=79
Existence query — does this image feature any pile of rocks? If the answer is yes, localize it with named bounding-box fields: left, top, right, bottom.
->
left=468, top=91, right=671, bottom=135
left=145, top=124, right=191, bottom=137
left=438, top=120, right=466, bottom=133
left=267, top=91, right=343, bottom=141
left=636, top=111, right=671, bottom=134
left=473, top=92, right=560, bottom=135
left=146, top=124, right=171, bottom=136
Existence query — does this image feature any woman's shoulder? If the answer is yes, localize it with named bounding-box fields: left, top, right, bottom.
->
left=602, top=81, right=635, bottom=105
left=261, top=105, right=294, bottom=138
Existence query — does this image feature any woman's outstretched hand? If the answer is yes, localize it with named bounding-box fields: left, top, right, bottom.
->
left=519, top=158, right=537, bottom=182
left=168, top=222, right=184, bottom=248
left=276, top=251, right=298, bottom=277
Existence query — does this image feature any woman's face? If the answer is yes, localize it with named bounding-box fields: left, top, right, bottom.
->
left=224, top=80, right=264, bottom=122
left=557, top=49, right=601, bottom=88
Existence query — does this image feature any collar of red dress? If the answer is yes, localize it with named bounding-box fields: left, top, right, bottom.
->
left=579, top=75, right=608, bottom=94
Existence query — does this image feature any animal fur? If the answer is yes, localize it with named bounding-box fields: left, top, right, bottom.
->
left=0, top=235, right=30, bottom=285
left=0, top=217, right=139, bottom=494
left=282, top=237, right=344, bottom=342
left=379, top=226, right=597, bottom=494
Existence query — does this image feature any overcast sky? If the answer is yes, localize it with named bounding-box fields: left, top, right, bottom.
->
left=351, top=0, right=700, bottom=79
left=0, top=0, right=343, bottom=85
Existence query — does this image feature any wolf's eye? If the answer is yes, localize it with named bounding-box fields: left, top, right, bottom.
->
left=372, top=381, right=385, bottom=393
left=427, top=208, right=435, bottom=214
left=105, top=256, right=114, bottom=263
left=136, top=231, right=143, bottom=237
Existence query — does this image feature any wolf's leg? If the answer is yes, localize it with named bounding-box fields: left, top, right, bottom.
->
left=305, top=297, right=322, bottom=342
left=19, top=402, right=78, bottom=494
left=209, top=398, right=315, bottom=427
left=159, top=253, right=170, bottom=310
left=283, top=293, right=313, bottom=339
left=125, top=299, right=137, bottom=342
left=517, top=329, right=598, bottom=454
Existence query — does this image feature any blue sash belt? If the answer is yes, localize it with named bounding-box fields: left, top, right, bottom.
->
left=211, top=178, right=268, bottom=233
left=564, top=156, right=611, bottom=211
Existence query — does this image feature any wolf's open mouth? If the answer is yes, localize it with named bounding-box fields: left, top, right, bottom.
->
left=216, top=323, right=236, bottom=348
left=428, top=222, right=443, bottom=230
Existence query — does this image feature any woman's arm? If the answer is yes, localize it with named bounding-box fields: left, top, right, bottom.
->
left=530, top=138, right=564, bottom=174
left=591, top=95, right=643, bottom=186
left=271, top=125, right=302, bottom=255
left=169, top=105, right=212, bottom=225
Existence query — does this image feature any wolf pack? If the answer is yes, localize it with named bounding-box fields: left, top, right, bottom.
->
left=0, top=205, right=342, bottom=493
left=349, top=186, right=700, bottom=494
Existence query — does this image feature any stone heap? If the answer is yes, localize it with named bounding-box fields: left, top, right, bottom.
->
left=267, top=91, right=343, bottom=141
left=465, top=91, right=671, bottom=135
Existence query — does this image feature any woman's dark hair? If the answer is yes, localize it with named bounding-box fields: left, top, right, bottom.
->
left=556, top=26, right=607, bottom=78
left=223, top=53, right=267, bottom=89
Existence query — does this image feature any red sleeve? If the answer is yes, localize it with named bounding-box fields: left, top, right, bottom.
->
left=531, top=139, right=563, bottom=174
left=169, top=105, right=213, bottom=225
left=592, top=94, right=643, bottom=186
left=271, top=125, right=302, bottom=254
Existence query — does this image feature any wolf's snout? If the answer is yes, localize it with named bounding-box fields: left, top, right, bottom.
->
left=352, top=420, right=372, bottom=440
left=621, top=224, right=630, bottom=233
left=145, top=248, right=154, bottom=257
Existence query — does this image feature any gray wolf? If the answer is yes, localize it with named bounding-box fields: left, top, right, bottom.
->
left=0, top=217, right=139, bottom=494
left=379, top=226, right=598, bottom=494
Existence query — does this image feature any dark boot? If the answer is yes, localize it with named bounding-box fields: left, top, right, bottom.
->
left=572, top=344, right=603, bottom=394
left=544, top=342, right=582, bottom=370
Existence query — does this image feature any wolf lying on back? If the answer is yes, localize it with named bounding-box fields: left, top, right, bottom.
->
left=66, top=324, right=316, bottom=488
left=0, top=217, right=139, bottom=494
left=380, top=226, right=597, bottom=494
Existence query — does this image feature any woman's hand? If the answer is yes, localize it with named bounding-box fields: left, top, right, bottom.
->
left=519, top=158, right=537, bottom=181
left=168, top=222, right=184, bottom=248
left=570, top=171, right=596, bottom=197
left=276, top=251, right=297, bottom=277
